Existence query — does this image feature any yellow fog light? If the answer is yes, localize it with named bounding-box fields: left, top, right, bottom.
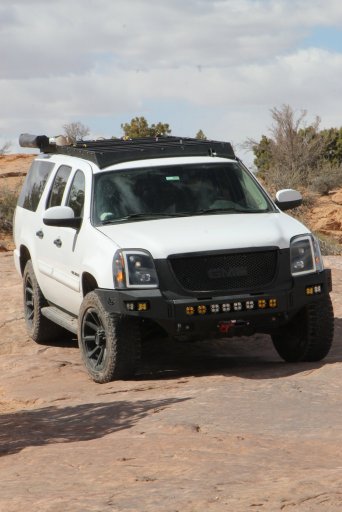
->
left=197, top=305, right=207, bottom=315
left=186, top=306, right=195, bottom=316
left=137, top=302, right=149, bottom=311
left=269, top=299, right=277, bottom=308
left=306, top=287, right=314, bottom=295
left=258, top=299, right=266, bottom=309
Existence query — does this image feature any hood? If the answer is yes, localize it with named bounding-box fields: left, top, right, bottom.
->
left=96, top=212, right=310, bottom=259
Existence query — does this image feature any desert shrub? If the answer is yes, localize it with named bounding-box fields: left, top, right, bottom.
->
left=316, top=232, right=342, bottom=256
left=307, top=160, right=342, bottom=195
left=0, top=186, right=19, bottom=232
left=310, top=173, right=342, bottom=195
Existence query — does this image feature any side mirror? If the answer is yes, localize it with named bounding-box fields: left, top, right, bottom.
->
left=43, top=206, right=82, bottom=229
left=275, top=189, right=302, bottom=211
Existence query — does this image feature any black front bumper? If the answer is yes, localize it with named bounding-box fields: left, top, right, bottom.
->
left=96, top=269, right=332, bottom=337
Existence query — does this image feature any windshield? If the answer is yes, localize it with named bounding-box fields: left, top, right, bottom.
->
left=93, top=162, right=273, bottom=225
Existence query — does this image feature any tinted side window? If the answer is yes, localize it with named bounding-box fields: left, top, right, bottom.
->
left=47, top=165, right=72, bottom=208
left=66, top=170, right=85, bottom=217
left=17, top=160, right=55, bottom=211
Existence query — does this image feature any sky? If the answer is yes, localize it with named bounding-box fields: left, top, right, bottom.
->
left=1, top=0, right=342, bottom=167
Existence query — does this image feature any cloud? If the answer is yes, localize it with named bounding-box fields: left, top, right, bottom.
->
left=2, top=0, right=342, bottom=78
left=1, top=0, right=342, bottom=154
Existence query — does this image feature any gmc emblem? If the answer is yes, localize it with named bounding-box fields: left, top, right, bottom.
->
left=208, top=267, right=248, bottom=279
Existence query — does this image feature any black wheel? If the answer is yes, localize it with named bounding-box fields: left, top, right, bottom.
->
left=78, top=292, right=141, bottom=383
left=272, top=296, right=334, bottom=362
left=23, top=260, right=58, bottom=343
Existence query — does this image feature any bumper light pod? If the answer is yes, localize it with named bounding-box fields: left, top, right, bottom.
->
left=258, top=299, right=266, bottom=309
left=186, top=306, right=195, bottom=315
left=125, top=301, right=150, bottom=312
left=197, top=305, right=207, bottom=315
left=306, top=285, right=322, bottom=296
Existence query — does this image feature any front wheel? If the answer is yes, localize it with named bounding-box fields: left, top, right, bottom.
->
left=78, top=292, right=141, bottom=383
left=272, top=296, right=334, bottom=362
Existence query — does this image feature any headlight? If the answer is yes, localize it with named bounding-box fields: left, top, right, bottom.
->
left=113, top=249, right=159, bottom=288
left=290, top=235, right=324, bottom=276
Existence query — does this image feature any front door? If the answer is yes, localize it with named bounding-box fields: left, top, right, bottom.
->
left=37, top=163, right=91, bottom=314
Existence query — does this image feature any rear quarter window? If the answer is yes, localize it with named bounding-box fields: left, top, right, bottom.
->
left=17, top=160, right=55, bottom=212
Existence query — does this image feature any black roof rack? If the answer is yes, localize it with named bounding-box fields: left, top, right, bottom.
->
left=19, top=134, right=236, bottom=169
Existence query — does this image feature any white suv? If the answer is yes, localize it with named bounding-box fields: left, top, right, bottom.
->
left=14, top=134, right=334, bottom=382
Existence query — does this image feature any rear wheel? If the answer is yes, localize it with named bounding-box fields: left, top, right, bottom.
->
left=23, top=261, right=59, bottom=343
left=78, top=292, right=141, bottom=383
left=272, top=296, right=334, bottom=362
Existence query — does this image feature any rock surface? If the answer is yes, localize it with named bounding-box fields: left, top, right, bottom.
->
left=1, top=155, right=342, bottom=510
left=0, top=252, right=341, bottom=511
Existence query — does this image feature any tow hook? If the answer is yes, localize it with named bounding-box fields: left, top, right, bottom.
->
left=218, top=320, right=236, bottom=335
left=217, top=320, right=254, bottom=337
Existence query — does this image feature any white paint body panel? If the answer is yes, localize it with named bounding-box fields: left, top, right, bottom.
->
left=96, top=212, right=310, bottom=259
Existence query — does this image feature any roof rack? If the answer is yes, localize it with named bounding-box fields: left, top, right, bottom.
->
left=19, top=134, right=236, bottom=169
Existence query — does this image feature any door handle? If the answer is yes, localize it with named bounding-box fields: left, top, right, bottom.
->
left=53, top=238, right=62, bottom=248
left=36, top=230, right=44, bottom=239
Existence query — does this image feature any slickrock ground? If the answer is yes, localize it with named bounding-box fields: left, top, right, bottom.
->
left=0, top=252, right=341, bottom=511
left=1, top=154, right=342, bottom=510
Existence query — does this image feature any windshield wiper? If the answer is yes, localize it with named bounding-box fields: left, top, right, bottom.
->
left=100, top=207, right=268, bottom=225
left=189, top=207, right=268, bottom=215
left=100, top=212, right=188, bottom=224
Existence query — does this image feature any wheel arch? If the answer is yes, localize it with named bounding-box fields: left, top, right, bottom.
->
left=82, top=272, right=98, bottom=297
left=19, top=245, right=31, bottom=275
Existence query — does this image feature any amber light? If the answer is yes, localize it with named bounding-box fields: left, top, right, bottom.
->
left=184, top=298, right=279, bottom=316
left=125, top=301, right=150, bottom=312
left=306, top=285, right=322, bottom=296
left=197, top=305, right=207, bottom=315
left=116, top=271, right=125, bottom=284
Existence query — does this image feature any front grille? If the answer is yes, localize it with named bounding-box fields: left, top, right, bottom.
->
left=169, top=250, right=278, bottom=292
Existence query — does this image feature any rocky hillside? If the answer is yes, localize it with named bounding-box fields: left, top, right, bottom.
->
left=0, top=154, right=35, bottom=251
left=309, top=192, right=342, bottom=245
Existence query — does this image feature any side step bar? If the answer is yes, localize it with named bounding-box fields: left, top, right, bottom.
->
left=41, top=306, right=78, bottom=334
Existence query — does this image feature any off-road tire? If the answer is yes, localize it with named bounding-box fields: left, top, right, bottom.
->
left=272, top=295, right=334, bottom=362
left=23, top=260, right=60, bottom=343
left=78, top=291, right=141, bottom=383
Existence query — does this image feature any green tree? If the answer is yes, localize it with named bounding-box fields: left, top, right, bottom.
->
left=249, top=135, right=272, bottom=178
left=121, top=117, right=171, bottom=138
left=320, top=127, right=342, bottom=165
left=195, top=129, right=207, bottom=140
